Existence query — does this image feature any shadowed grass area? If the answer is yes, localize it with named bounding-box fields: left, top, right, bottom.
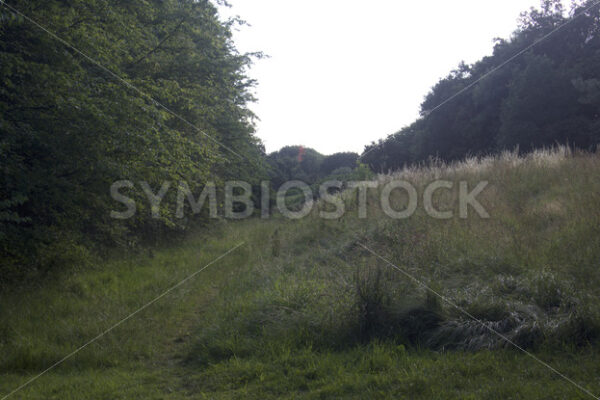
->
left=2, top=148, right=600, bottom=398
left=0, top=219, right=272, bottom=399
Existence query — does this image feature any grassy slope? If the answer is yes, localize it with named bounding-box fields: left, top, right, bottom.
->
left=1, top=148, right=600, bottom=399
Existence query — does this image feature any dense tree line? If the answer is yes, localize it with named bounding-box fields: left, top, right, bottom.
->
left=362, top=0, right=600, bottom=171
left=0, top=0, right=265, bottom=281
left=266, top=146, right=359, bottom=187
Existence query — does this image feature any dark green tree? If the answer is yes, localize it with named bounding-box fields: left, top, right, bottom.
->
left=0, top=0, right=265, bottom=281
left=362, top=0, right=600, bottom=171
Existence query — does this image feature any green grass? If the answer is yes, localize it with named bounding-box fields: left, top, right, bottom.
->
left=2, top=148, right=600, bottom=399
left=185, top=344, right=600, bottom=399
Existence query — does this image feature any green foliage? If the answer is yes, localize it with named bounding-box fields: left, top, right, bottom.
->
left=320, top=152, right=359, bottom=176
left=266, top=146, right=360, bottom=187
left=266, top=145, right=325, bottom=186
left=0, top=0, right=265, bottom=279
left=363, top=0, right=600, bottom=171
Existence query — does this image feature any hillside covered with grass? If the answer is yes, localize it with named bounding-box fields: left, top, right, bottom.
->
left=3, top=1, right=600, bottom=398
left=2, top=148, right=600, bottom=399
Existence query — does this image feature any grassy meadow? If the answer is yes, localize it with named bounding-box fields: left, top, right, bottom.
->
left=1, top=148, right=600, bottom=399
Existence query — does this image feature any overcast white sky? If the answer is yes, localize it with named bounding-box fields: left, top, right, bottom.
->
left=219, top=1, right=547, bottom=155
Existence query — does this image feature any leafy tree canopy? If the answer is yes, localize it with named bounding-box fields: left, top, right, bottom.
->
left=0, top=0, right=265, bottom=280
left=362, top=0, right=600, bottom=171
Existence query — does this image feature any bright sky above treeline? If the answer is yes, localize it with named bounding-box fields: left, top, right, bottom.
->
left=219, top=0, right=563, bottom=155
